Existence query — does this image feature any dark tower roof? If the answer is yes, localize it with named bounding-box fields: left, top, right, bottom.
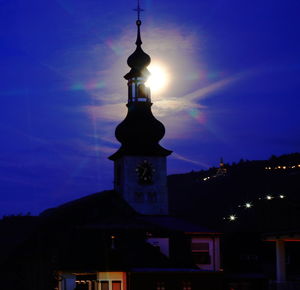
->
left=109, top=102, right=172, bottom=160
left=109, top=18, right=171, bottom=161
left=124, top=20, right=151, bottom=80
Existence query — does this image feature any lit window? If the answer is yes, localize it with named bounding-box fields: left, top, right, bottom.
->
left=112, top=281, right=121, bottom=290
left=156, top=281, right=165, bottom=290
left=75, top=275, right=96, bottom=289
left=100, top=281, right=109, bottom=290
left=183, top=281, right=192, bottom=290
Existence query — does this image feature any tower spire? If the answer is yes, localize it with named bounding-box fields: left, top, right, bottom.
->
left=134, top=0, right=144, bottom=21
left=135, top=18, right=142, bottom=46
left=124, top=0, right=150, bottom=81
left=134, top=0, right=144, bottom=46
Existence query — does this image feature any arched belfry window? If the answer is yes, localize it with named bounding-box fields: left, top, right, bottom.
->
left=137, top=84, right=147, bottom=101
left=128, top=83, right=132, bottom=100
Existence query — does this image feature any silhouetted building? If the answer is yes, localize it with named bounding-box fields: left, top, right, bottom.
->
left=53, top=14, right=222, bottom=290
left=215, top=158, right=227, bottom=177
left=0, top=11, right=223, bottom=290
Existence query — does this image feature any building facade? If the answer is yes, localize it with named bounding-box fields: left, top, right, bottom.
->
left=55, top=14, right=223, bottom=290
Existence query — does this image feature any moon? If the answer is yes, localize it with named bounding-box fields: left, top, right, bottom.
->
left=145, top=62, right=170, bottom=94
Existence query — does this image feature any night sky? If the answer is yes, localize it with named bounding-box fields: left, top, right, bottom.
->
left=1, top=0, right=300, bottom=217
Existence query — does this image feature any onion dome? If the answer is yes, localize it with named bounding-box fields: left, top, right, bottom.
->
left=109, top=102, right=171, bottom=160
left=124, top=20, right=151, bottom=80
left=116, top=104, right=164, bottom=144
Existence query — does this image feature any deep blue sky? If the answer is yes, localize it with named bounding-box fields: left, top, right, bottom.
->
left=1, top=0, right=300, bottom=216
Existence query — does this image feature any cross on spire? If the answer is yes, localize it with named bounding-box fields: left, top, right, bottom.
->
left=134, top=0, right=144, bottom=21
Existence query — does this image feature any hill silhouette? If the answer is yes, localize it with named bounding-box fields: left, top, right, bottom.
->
left=168, top=152, right=300, bottom=233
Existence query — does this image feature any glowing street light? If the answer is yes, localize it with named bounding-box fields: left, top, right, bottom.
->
left=229, top=215, right=237, bottom=221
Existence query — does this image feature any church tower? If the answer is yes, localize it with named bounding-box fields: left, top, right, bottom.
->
left=109, top=15, right=172, bottom=215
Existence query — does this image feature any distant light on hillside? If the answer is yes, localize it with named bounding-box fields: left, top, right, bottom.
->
left=229, top=215, right=237, bottom=221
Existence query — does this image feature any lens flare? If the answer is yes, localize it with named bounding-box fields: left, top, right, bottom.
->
left=188, top=108, right=206, bottom=124
left=146, top=63, right=170, bottom=94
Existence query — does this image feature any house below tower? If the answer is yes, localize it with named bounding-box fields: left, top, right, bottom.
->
left=40, top=192, right=223, bottom=290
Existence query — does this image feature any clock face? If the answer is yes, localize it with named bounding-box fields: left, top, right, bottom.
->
left=135, top=160, right=155, bottom=184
